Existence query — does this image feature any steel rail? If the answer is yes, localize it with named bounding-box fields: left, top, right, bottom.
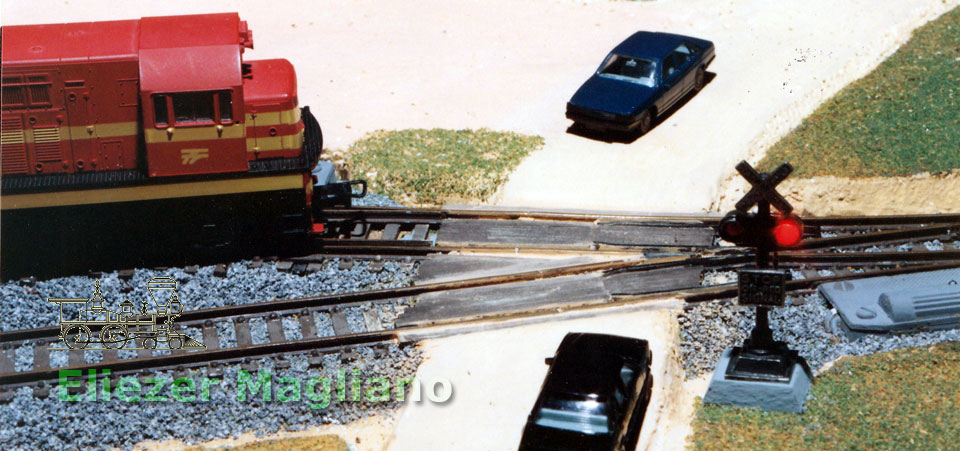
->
left=0, top=331, right=395, bottom=387
left=797, top=223, right=958, bottom=250
left=324, top=206, right=960, bottom=227
left=6, top=261, right=959, bottom=388
left=0, top=255, right=712, bottom=344
left=681, top=262, right=960, bottom=303
left=777, top=250, right=960, bottom=264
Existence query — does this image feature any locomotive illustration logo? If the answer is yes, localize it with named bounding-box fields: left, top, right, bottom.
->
left=48, top=277, right=206, bottom=351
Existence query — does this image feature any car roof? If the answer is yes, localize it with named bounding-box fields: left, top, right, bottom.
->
left=611, top=31, right=702, bottom=60
left=543, top=333, right=650, bottom=397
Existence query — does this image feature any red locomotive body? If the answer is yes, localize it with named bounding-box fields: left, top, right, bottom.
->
left=0, top=13, right=345, bottom=278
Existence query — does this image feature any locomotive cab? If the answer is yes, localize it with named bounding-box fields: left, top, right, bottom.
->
left=138, top=14, right=252, bottom=177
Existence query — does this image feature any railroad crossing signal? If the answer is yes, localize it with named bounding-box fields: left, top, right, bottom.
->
left=738, top=269, right=788, bottom=307
left=718, top=211, right=804, bottom=249
left=703, top=161, right=813, bottom=407
left=718, top=161, right=804, bottom=250
left=734, top=161, right=794, bottom=215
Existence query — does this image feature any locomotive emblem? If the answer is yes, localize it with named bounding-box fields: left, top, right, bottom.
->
left=180, top=148, right=210, bottom=165
left=48, top=277, right=206, bottom=351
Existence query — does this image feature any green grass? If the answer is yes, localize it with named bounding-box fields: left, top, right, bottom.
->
left=689, top=341, right=960, bottom=450
left=759, top=6, right=960, bottom=177
left=346, top=128, right=543, bottom=206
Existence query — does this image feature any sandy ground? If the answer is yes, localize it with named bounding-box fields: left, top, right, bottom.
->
left=715, top=170, right=960, bottom=216
left=129, top=413, right=395, bottom=450
left=5, top=0, right=957, bottom=214
left=388, top=300, right=696, bottom=451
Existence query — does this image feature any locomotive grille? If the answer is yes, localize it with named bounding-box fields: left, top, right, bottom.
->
left=32, top=126, right=63, bottom=163
left=26, top=76, right=51, bottom=105
left=1, top=116, right=28, bottom=174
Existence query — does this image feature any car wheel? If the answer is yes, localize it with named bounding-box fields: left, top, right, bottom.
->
left=694, top=67, right=706, bottom=92
left=637, top=110, right=653, bottom=135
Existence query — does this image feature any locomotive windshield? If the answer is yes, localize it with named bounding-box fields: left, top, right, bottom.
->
left=152, top=91, right=233, bottom=127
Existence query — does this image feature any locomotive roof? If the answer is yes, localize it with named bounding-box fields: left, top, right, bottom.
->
left=2, top=19, right=142, bottom=65
left=2, top=13, right=252, bottom=92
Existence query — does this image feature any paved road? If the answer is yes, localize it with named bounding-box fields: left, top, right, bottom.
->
left=4, top=0, right=955, bottom=213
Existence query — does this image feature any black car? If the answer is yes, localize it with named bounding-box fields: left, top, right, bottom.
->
left=566, top=31, right=715, bottom=134
left=518, top=333, right=654, bottom=451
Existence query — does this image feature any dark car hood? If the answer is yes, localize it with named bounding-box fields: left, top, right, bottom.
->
left=569, top=75, right=657, bottom=116
left=518, top=423, right=616, bottom=451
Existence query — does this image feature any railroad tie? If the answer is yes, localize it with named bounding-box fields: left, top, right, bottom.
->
left=101, top=349, right=119, bottom=362
left=411, top=224, right=430, bottom=241
left=330, top=310, right=352, bottom=335
left=299, top=311, right=318, bottom=339
left=68, top=349, right=84, bottom=367
left=202, top=324, right=220, bottom=350
left=351, top=222, right=368, bottom=238
left=362, top=309, right=383, bottom=332
left=0, top=347, right=14, bottom=374
left=33, top=341, right=50, bottom=370
left=234, top=319, right=253, bottom=347
left=33, top=383, right=50, bottom=399
left=266, top=316, right=285, bottom=342
left=381, top=223, right=401, bottom=241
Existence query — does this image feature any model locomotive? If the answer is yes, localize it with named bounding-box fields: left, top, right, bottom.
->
left=0, top=13, right=364, bottom=278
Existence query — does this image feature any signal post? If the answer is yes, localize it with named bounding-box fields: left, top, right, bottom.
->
left=702, top=161, right=813, bottom=413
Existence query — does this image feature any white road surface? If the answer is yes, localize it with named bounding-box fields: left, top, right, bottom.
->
left=4, top=0, right=956, bottom=212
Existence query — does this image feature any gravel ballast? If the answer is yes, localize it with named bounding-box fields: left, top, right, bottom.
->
left=0, top=346, right=424, bottom=450
left=0, top=257, right=423, bottom=450
left=351, top=191, right=405, bottom=208
left=0, top=258, right=417, bottom=333
left=679, top=292, right=960, bottom=378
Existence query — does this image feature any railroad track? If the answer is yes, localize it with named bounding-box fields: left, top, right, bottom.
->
left=314, top=206, right=960, bottom=253
left=2, top=208, right=958, bottom=396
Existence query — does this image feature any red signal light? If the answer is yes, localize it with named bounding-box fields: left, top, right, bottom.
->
left=772, top=216, right=803, bottom=248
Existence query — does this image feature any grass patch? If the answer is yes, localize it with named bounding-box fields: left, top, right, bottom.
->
left=689, top=341, right=960, bottom=450
left=346, top=129, right=543, bottom=206
left=759, top=7, right=960, bottom=177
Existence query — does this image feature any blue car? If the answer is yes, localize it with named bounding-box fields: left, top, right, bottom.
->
left=566, top=31, right=715, bottom=134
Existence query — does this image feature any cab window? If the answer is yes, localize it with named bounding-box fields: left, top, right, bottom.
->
left=173, top=92, right=214, bottom=125
left=152, top=91, right=233, bottom=127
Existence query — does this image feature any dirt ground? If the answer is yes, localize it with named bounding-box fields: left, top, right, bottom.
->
left=715, top=170, right=960, bottom=216
left=130, top=414, right=396, bottom=450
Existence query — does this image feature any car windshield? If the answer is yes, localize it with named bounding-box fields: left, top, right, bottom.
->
left=597, top=54, right=657, bottom=87
left=534, top=394, right=611, bottom=435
